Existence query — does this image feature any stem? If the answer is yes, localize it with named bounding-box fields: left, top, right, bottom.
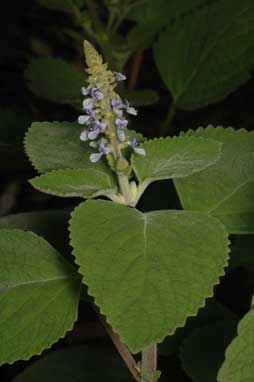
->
left=118, top=173, right=132, bottom=206
left=98, top=314, right=141, bottom=381
left=141, top=344, right=157, bottom=381
left=85, top=0, right=112, bottom=65
left=128, top=49, right=144, bottom=90
left=160, top=101, right=176, bottom=137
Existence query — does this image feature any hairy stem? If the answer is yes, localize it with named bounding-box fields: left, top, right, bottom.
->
left=98, top=314, right=141, bottom=381
left=118, top=173, right=132, bottom=206
left=141, top=344, right=157, bottom=381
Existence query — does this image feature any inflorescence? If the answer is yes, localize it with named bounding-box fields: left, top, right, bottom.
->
left=78, top=41, right=145, bottom=166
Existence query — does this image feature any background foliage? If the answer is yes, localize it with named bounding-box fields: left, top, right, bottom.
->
left=1, top=0, right=254, bottom=381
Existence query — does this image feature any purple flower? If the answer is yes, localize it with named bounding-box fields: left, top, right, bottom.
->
left=80, top=130, right=88, bottom=141
left=86, top=120, right=105, bottom=140
left=90, top=152, right=102, bottom=163
left=98, top=141, right=110, bottom=154
left=128, top=138, right=146, bottom=156
left=117, top=128, right=126, bottom=142
left=87, top=128, right=100, bottom=140
left=90, top=141, right=110, bottom=163
left=114, top=72, right=126, bottom=81
left=83, top=98, right=94, bottom=110
left=93, top=120, right=106, bottom=131
left=78, top=115, right=90, bottom=125
left=112, top=98, right=123, bottom=109
left=115, top=118, right=128, bottom=128
left=91, top=88, right=104, bottom=101
left=125, top=100, right=138, bottom=116
left=81, top=86, right=90, bottom=96
left=87, top=108, right=95, bottom=118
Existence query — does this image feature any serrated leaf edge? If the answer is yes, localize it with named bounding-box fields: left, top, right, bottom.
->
left=0, top=228, right=81, bottom=366
left=29, top=168, right=118, bottom=199
left=131, top=135, right=222, bottom=183
left=68, top=201, right=230, bottom=353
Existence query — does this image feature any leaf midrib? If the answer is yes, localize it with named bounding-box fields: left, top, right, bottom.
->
left=208, top=177, right=254, bottom=214
left=0, top=275, right=78, bottom=292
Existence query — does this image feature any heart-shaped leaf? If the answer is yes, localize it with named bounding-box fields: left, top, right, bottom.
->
left=217, top=309, right=254, bottom=381
left=30, top=168, right=118, bottom=199
left=70, top=200, right=229, bottom=353
left=0, top=229, right=81, bottom=365
left=131, top=136, right=221, bottom=189
left=174, top=127, right=254, bottom=234
left=154, top=0, right=254, bottom=109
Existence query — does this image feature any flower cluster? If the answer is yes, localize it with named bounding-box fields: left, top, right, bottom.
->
left=78, top=41, right=145, bottom=164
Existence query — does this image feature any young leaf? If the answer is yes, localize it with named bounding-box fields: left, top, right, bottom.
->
left=30, top=168, right=118, bottom=199
left=0, top=229, right=81, bottom=365
left=131, top=136, right=221, bottom=188
left=13, top=344, right=130, bottom=382
left=174, top=127, right=254, bottom=234
left=217, top=309, right=254, bottom=381
left=26, top=58, right=84, bottom=105
left=181, top=320, right=238, bottom=382
left=154, top=0, right=254, bottom=109
left=24, top=121, right=109, bottom=173
left=70, top=200, right=229, bottom=353
left=25, top=121, right=143, bottom=174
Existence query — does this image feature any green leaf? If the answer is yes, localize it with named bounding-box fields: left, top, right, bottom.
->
left=30, top=168, right=118, bottom=199
left=128, top=0, right=209, bottom=48
left=174, top=127, right=254, bottom=234
left=0, top=210, right=70, bottom=254
left=38, top=0, right=76, bottom=13
left=217, top=309, right=254, bottom=381
left=26, top=58, right=84, bottom=105
left=181, top=320, right=238, bottom=382
left=154, top=0, right=254, bottom=109
left=70, top=199, right=229, bottom=353
left=25, top=121, right=143, bottom=174
left=131, top=136, right=221, bottom=189
left=12, top=344, right=130, bottom=382
left=129, top=0, right=207, bottom=24
left=24, top=121, right=109, bottom=173
left=0, top=229, right=81, bottom=365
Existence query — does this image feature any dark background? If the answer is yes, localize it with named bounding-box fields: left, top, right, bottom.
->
left=1, top=1, right=254, bottom=381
